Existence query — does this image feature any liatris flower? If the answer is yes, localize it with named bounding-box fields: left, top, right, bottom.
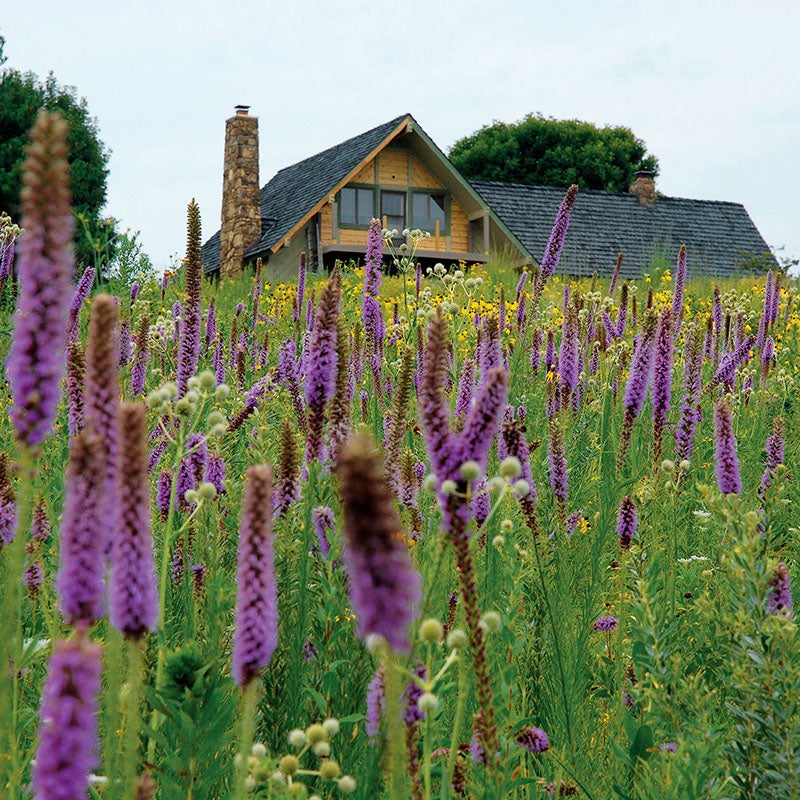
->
left=172, top=300, right=182, bottom=344
left=455, top=357, right=476, bottom=419
left=651, top=308, right=674, bottom=464
left=57, top=428, right=106, bottom=626
left=480, top=315, right=502, bottom=376
left=274, top=417, right=300, bottom=517
left=119, top=318, right=132, bottom=366
left=130, top=313, right=150, bottom=396
left=362, top=219, right=385, bottom=344
left=671, top=244, right=687, bottom=337
left=205, top=455, right=226, bottom=496
left=228, top=374, right=273, bottom=433
left=616, top=496, right=638, bottom=550
left=294, top=252, right=307, bottom=325
left=712, top=335, right=755, bottom=391
left=540, top=185, right=579, bottom=282
left=545, top=329, right=556, bottom=373
left=67, top=266, right=96, bottom=342
left=618, top=310, right=658, bottom=468
left=170, top=542, right=185, bottom=587
left=156, top=470, right=172, bottom=521
left=530, top=327, right=543, bottom=373
left=32, top=631, right=102, bottom=800
left=674, top=324, right=704, bottom=464
left=457, top=367, right=509, bottom=478
left=191, top=563, right=207, bottom=597
left=365, top=666, right=386, bottom=744
left=66, top=340, right=86, bottom=437
left=302, top=635, right=319, bottom=661
left=337, top=431, right=422, bottom=653
left=6, top=111, right=74, bottom=449
left=713, top=397, right=741, bottom=495
left=609, top=252, right=624, bottom=295
left=110, top=403, right=158, bottom=639
left=760, top=336, right=775, bottom=386
left=232, top=465, right=278, bottom=687
left=558, top=304, right=580, bottom=407
left=767, top=562, right=792, bottom=616
left=758, top=416, right=785, bottom=500
left=176, top=433, right=207, bottom=509
left=305, top=272, right=341, bottom=462
left=84, top=294, right=121, bottom=552
left=213, top=334, right=225, bottom=385
left=24, top=560, right=43, bottom=597
left=312, top=506, right=335, bottom=559
left=31, top=498, right=52, bottom=542
left=594, top=615, right=619, bottom=632
left=516, top=726, right=549, bottom=753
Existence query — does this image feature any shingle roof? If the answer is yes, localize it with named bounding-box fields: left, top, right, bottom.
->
left=201, top=115, right=410, bottom=273
left=471, top=181, right=776, bottom=278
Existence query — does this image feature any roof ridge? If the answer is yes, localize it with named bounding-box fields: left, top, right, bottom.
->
left=471, top=179, right=748, bottom=208
left=269, top=114, right=410, bottom=180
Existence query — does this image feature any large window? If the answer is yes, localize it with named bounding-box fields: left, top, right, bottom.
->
left=339, top=187, right=374, bottom=226
left=412, top=191, right=447, bottom=232
left=381, top=191, right=406, bottom=233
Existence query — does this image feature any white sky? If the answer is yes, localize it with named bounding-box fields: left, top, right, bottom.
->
left=3, top=1, right=798, bottom=270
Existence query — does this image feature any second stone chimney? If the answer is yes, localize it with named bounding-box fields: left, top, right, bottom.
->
left=220, top=105, right=261, bottom=277
left=629, top=169, right=656, bottom=206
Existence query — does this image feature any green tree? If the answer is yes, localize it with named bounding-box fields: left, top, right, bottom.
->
left=0, top=38, right=111, bottom=268
left=449, top=113, right=659, bottom=193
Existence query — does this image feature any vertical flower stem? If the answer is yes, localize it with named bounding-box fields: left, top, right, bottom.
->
left=385, top=654, right=407, bottom=800
left=118, top=641, right=146, bottom=800
left=234, top=681, right=259, bottom=800
left=0, top=447, right=35, bottom=790
left=147, top=423, right=184, bottom=761
left=444, top=652, right=469, bottom=798
left=531, top=532, right=573, bottom=749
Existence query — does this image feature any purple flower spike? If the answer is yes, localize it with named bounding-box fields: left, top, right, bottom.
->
left=366, top=666, right=386, bottom=744
left=68, top=266, right=96, bottom=342
left=6, top=111, right=74, bottom=450
left=338, top=432, right=422, bottom=653
left=177, top=200, right=202, bottom=395
left=540, top=185, right=578, bottom=280
left=651, top=308, right=674, bottom=463
left=616, top=496, right=638, bottom=550
left=232, top=465, right=278, bottom=687
left=312, top=506, right=335, bottom=559
left=767, top=562, right=792, bottom=616
left=713, top=397, right=741, bottom=495
left=110, top=403, right=159, bottom=639
left=32, top=632, right=102, bottom=800
left=516, top=726, right=549, bottom=753
left=305, top=273, right=341, bottom=462
left=57, top=429, right=106, bottom=626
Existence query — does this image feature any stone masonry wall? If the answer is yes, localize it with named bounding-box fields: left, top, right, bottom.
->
left=220, top=113, right=261, bottom=278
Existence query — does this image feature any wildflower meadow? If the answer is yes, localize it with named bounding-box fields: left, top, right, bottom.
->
left=0, top=110, right=798, bottom=800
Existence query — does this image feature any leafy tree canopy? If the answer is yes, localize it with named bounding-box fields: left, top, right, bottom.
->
left=0, top=33, right=111, bottom=267
left=449, top=113, right=659, bottom=193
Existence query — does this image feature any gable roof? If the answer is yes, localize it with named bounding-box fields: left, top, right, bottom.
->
left=471, top=181, right=775, bottom=278
left=202, top=115, right=411, bottom=273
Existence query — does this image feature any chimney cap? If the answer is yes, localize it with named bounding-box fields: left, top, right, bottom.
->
left=234, top=105, right=251, bottom=115
left=634, top=168, right=654, bottom=179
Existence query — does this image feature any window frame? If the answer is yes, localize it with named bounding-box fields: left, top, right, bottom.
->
left=411, top=189, right=449, bottom=234
left=338, top=185, right=376, bottom=229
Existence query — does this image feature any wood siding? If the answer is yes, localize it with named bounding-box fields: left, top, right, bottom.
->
left=317, top=146, right=472, bottom=256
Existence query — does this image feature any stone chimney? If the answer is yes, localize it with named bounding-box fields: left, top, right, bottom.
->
left=219, top=105, right=261, bottom=277
left=629, top=169, right=656, bottom=206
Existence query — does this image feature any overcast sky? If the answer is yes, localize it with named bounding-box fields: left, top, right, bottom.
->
left=3, top=1, right=798, bottom=271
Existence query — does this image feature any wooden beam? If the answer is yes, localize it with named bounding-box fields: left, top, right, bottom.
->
left=483, top=213, right=490, bottom=255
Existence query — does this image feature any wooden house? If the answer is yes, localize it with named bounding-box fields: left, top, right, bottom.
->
left=201, top=111, right=528, bottom=281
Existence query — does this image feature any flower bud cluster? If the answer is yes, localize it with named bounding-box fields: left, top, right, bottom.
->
left=249, top=719, right=355, bottom=796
